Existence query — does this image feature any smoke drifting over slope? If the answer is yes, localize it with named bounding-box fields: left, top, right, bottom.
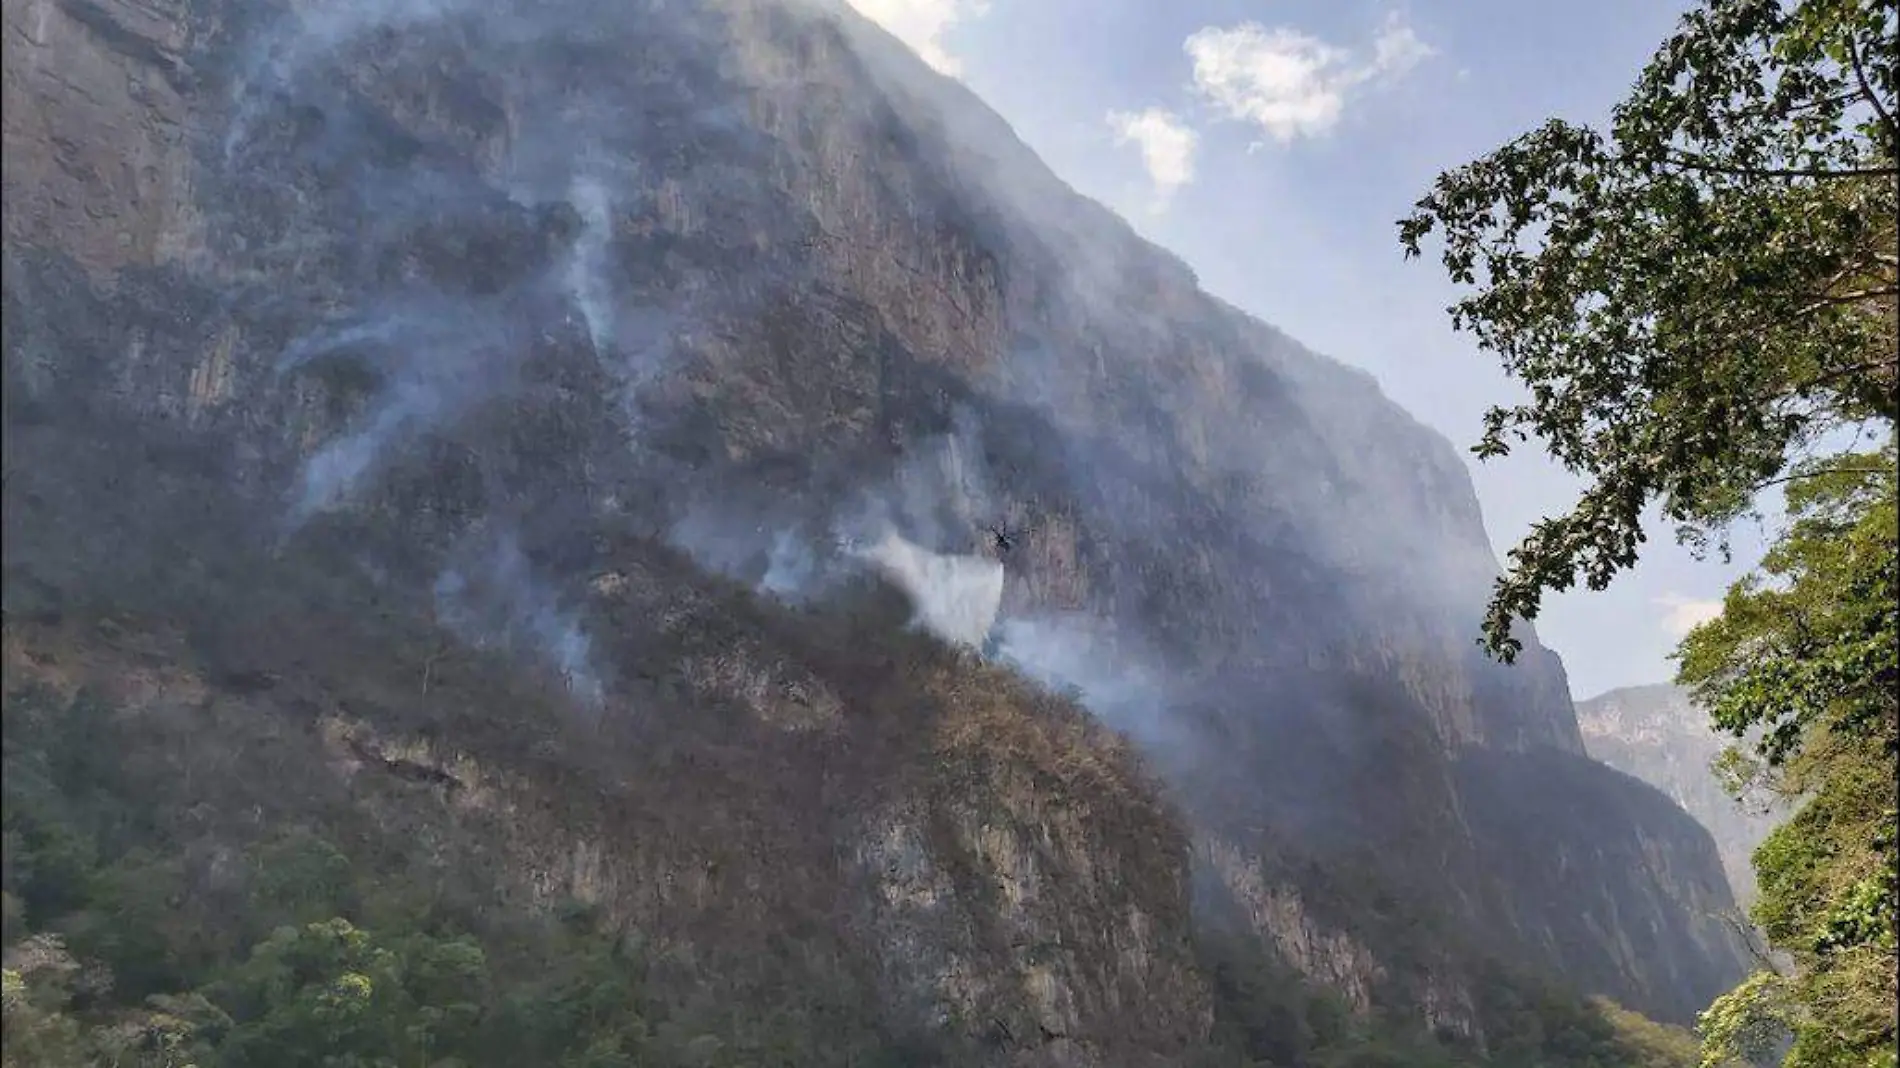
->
left=0, top=0, right=1739, bottom=1024
left=851, top=528, right=1003, bottom=648
left=992, top=615, right=1184, bottom=751
left=223, top=0, right=740, bottom=701
left=663, top=401, right=1024, bottom=649
left=277, top=300, right=526, bottom=518
left=434, top=527, right=606, bottom=705
left=564, top=173, right=620, bottom=360
left=207, top=0, right=1579, bottom=805
left=225, top=0, right=1191, bottom=717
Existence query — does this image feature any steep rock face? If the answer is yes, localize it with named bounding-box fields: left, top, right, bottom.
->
left=1, top=0, right=1744, bottom=1032
left=1579, top=684, right=1784, bottom=903
left=0, top=475, right=1213, bottom=1064
left=1455, top=749, right=1749, bottom=1025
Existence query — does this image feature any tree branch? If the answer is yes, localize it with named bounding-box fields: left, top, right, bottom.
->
left=1750, top=467, right=1893, bottom=492
left=1846, top=33, right=1899, bottom=152
left=1752, top=358, right=1900, bottom=406
left=1731, top=89, right=1865, bottom=122
left=1797, top=287, right=1900, bottom=308
left=1665, top=151, right=1899, bottom=180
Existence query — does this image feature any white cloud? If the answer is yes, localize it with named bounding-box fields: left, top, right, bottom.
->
left=1654, top=593, right=1723, bottom=638
left=1369, top=12, right=1433, bottom=75
left=1184, top=12, right=1433, bottom=143
left=844, top=0, right=990, bottom=75
left=1107, top=107, right=1200, bottom=209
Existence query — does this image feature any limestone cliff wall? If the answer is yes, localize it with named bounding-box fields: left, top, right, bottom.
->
left=1579, top=684, right=1785, bottom=904
left=2, top=0, right=1746, bottom=1029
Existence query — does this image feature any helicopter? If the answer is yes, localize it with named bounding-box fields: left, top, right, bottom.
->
left=980, top=520, right=1027, bottom=556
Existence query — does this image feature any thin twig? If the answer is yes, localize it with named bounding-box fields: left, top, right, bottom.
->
left=1666, top=151, right=1898, bottom=180
left=1846, top=33, right=1899, bottom=152
left=1750, top=466, right=1892, bottom=492
left=1797, top=287, right=1900, bottom=307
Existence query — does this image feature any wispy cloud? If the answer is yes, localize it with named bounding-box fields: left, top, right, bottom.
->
left=844, top=0, right=991, bottom=75
left=1654, top=593, right=1723, bottom=638
left=1184, top=12, right=1432, bottom=143
left=1106, top=107, right=1200, bottom=209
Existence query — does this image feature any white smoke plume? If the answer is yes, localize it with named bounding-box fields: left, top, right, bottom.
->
left=433, top=530, right=605, bottom=706
left=237, top=0, right=695, bottom=529
left=665, top=405, right=1005, bottom=621
left=224, top=0, right=475, bottom=159
left=760, top=528, right=820, bottom=598
left=848, top=527, right=1003, bottom=649
left=991, top=615, right=1184, bottom=751
left=276, top=304, right=519, bottom=521
left=296, top=379, right=445, bottom=516
left=565, top=173, right=618, bottom=358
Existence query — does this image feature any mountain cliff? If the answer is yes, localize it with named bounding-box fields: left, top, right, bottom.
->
left=1579, top=684, right=1785, bottom=904
left=3, top=0, right=1746, bottom=1058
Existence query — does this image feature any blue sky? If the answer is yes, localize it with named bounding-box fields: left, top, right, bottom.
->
left=844, top=0, right=1771, bottom=699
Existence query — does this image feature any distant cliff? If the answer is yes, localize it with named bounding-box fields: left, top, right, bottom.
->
left=3, top=0, right=1744, bottom=1050
left=1579, top=683, right=1785, bottom=904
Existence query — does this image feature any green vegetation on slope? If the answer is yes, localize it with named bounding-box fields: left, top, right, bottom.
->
left=1685, top=453, right=1897, bottom=1068
left=0, top=620, right=1703, bottom=1068
left=1, top=679, right=948, bottom=1068
left=1193, top=927, right=1700, bottom=1068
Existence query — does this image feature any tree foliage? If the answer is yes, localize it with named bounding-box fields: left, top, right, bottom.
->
left=0, top=682, right=927, bottom=1067
left=1401, top=1, right=1897, bottom=1064
left=1399, top=0, right=1897, bottom=660
left=1682, top=450, right=1896, bottom=1068
left=1678, top=447, right=1897, bottom=767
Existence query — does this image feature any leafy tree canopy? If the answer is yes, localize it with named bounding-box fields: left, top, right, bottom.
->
left=1683, top=450, right=1896, bottom=1068
left=1402, top=2, right=1897, bottom=1064
left=1399, top=0, right=1897, bottom=659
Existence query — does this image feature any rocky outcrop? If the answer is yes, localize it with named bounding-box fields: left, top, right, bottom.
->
left=1579, top=684, right=1784, bottom=903
left=0, top=536, right=1212, bottom=1065
left=1455, top=748, right=1749, bottom=1025
left=1, top=0, right=203, bottom=279
left=1, top=0, right=1745, bottom=1037
left=1198, top=837, right=1389, bottom=1016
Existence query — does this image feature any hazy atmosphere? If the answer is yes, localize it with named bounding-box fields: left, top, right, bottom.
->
left=3, top=0, right=1890, bottom=1063
left=845, top=0, right=1768, bottom=697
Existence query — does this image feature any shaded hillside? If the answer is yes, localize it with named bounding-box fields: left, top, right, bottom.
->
left=3, top=418, right=1695, bottom=1066
left=3, top=0, right=1742, bottom=1046
left=0, top=584, right=1203, bottom=1062
left=1579, top=684, right=1785, bottom=904
left=1454, top=750, right=1746, bottom=1022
